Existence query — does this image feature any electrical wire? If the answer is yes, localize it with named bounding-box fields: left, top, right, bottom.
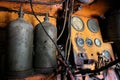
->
left=66, top=0, right=74, bottom=62
left=3, top=0, right=65, bottom=5
left=57, top=57, right=75, bottom=80
left=64, top=0, right=72, bottom=60
left=57, top=0, right=68, bottom=41
left=60, top=0, right=75, bottom=79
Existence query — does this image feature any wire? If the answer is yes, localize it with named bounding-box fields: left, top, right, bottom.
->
left=64, top=0, right=71, bottom=60
left=57, top=0, right=68, bottom=41
left=66, top=0, right=74, bottom=62
left=3, top=0, right=65, bottom=5
left=57, top=57, right=75, bottom=80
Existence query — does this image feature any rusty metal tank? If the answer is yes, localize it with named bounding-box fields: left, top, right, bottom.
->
left=105, top=10, right=120, bottom=42
left=34, top=14, right=57, bottom=75
left=7, top=6, right=33, bottom=78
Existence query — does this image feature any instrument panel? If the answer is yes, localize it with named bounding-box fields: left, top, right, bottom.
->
left=71, top=16, right=114, bottom=69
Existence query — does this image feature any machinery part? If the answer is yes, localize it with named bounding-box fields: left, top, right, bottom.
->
left=86, top=38, right=93, bottom=47
left=94, top=38, right=102, bottom=47
left=78, top=53, right=87, bottom=60
left=73, top=50, right=88, bottom=68
left=71, top=16, right=84, bottom=31
left=34, top=14, right=57, bottom=75
left=102, top=50, right=111, bottom=61
left=76, top=37, right=84, bottom=47
left=87, top=19, right=99, bottom=33
left=7, top=6, right=33, bottom=78
left=105, top=11, right=120, bottom=42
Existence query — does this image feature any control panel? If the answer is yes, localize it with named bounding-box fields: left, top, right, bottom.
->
left=71, top=16, right=115, bottom=69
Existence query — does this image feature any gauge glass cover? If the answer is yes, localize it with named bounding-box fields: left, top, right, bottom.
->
left=86, top=38, right=93, bottom=47
left=94, top=38, right=101, bottom=47
left=71, top=16, right=84, bottom=31
left=102, top=50, right=110, bottom=59
left=87, top=19, right=99, bottom=33
left=76, top=37, right=84, bottom=47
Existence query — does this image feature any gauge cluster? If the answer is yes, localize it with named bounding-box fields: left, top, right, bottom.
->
left=71, top=16, right=114, bottom=68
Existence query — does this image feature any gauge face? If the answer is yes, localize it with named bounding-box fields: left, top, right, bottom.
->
left=76, top=37, right=84, bottom=47
left=71, top=16, right=84, bottom=31
left=102, top=50, right=110, bottom=60
left=86, top=38, right=93, bottom=47
left=87, top=19, right=99, bottom=33
left=94, top=38, right=101, bottom=47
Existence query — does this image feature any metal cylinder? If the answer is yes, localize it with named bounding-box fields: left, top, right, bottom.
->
left=34, top=14, right=57, bottom=75
left=105, top=11, right=120, bottom=42
left=7, top=6, right=33, bottom=78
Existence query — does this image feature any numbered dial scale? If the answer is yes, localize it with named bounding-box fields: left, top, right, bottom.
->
left=71, top=16, right=84, bottom=31
left=87, top=19, right=99, bottom=33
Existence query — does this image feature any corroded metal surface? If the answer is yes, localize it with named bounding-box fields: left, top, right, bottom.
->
left=34, top=15, right=57, bottom=74
left=7, top=8, right=33, bottom=77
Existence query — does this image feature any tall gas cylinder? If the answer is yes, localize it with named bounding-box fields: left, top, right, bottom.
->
left=34, top=14, right=57, bottom=74
left=7, top=6, right=33, bottom=78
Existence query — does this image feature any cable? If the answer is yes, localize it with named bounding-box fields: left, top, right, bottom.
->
left=64, top=0, right=72, bottom=60
left=2, top=0, right=65, bottom=5
left=66, top=0, right=74, bottom=62
left=75, top=59, right=120, bottom=74
left=57, top=0, right=68, bottom=41
left=57, top=57, right=75, bottom=80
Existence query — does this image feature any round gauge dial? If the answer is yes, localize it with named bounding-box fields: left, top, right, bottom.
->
left=94, top=38, right=102, bottom=47
left=102, top=50, right=110, bottom=60
left=76, top=37, right=84, bottom=47
left=87, top=19, right=99, bottom=33
left=71, top=16, right=84, bottom=31
left=86, top=38, right=93, bottom=47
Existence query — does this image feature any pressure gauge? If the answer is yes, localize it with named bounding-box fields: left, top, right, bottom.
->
left=94, top=38, right=101, bottom=47
left=102, top=50, right=110, bottom=60
left=87, top=19, right=99, bottom=33
left=86, top=38, right=93, bottom=47
left=76, top=37, right=84, bottom=47
left=71, top=16, right=84, bottom=31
